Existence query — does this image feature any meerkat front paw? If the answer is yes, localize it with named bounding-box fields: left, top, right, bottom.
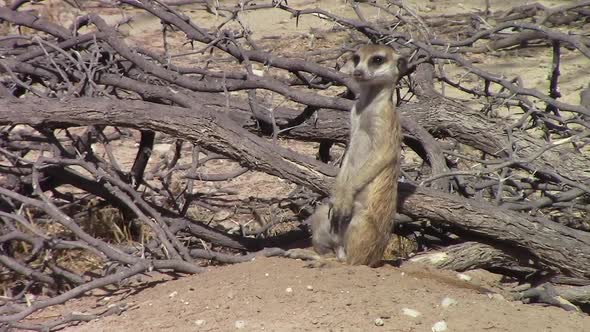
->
left=329, top=193, right=354, bottom=234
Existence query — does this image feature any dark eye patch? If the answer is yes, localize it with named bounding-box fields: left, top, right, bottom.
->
left=371, top=55, right=385, bottom=65
left=352, top=54, right=360, bottom=65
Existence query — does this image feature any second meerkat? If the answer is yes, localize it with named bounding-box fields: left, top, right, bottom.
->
left=311, top=44, right=405, bottom=267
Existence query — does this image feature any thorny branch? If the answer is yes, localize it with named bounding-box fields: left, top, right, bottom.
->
left=0, top=0, right=590, bottom=328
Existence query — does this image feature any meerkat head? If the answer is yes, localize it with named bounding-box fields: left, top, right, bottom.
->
left=344, top=44, right=407, bottom=87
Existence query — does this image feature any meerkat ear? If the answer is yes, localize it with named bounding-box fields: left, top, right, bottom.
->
left=338, top=52, right=355, bottom=75
left=396, top=55, right=409, bottom=77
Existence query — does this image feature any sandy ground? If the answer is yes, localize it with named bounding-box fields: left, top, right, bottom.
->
left=55, top=257, right=590, bottom=332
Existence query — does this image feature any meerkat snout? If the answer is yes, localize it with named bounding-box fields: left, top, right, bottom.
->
left=352, top=68, right=365, bottom=80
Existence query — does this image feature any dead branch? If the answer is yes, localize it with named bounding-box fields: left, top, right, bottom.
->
left=410, top=241, right=537, bottom=276
left=1, top=97, right=590, bottom=280
left=1, top=0, right=590, bottom=326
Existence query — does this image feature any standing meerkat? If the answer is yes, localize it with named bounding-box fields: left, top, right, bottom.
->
left=310, top=44, right=406, bottom=267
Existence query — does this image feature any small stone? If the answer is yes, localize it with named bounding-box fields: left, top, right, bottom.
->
left=487, top=293, right=506, bottom=301
left=374, top=317, right=385, bottom=326
left=457, top=273, right=472, bottom=281
left=153, top=143, right=172, bottom=153
left=235, top=320, right=247, bottom=329
left=168, top=291, right=178, bottom=298
left=286, top=287, right=293, bottom=293
left=265, top=273, right=269, bottom=277
left=195, top=320, right=206, bottom=326
left=432, top=321, right=448, bottom=332
left=306, top=285, right=314, bottom=291
left=441, top=297, right=458, bottom=308
left=402, top=308, right=421, bottom=318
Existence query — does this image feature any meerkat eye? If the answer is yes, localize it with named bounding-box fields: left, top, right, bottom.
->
left=352, top=54, right=360, bottom=65
left=371, top=55, right=385, bottom=65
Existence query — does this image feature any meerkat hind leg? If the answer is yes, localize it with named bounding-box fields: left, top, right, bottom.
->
left=305, top=244, right=346, bottom=268
left=283, top=205, right=346, bottom=268
left=304, top=258, right=339, bottom=269
left=284, top=248, right=321, bottom=261
left=345, top=212, right=389, bottom=267
left=284, top=248, right=340, bottom=268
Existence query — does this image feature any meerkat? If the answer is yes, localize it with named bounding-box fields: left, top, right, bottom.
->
left=311, top=44, right=406, bottom=267
left=308, top=204, right=346, bottom=259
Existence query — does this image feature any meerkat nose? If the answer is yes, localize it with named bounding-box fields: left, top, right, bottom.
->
left=352, top=69, right=364, bottom=79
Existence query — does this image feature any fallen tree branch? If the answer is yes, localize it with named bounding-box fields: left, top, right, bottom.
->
left=1, top=97, right=589, bottom=280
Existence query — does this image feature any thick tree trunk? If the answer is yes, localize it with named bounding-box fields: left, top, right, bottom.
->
left=1, top=97, right=590, bottom=280
left=409, top=241, right=536, bottom=275
left=273, top=96, right=590, bottom=184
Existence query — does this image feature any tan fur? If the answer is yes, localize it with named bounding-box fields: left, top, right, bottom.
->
left=312, top=44, right=404, bottom=267
left=310, top=205, right=346, bottom=260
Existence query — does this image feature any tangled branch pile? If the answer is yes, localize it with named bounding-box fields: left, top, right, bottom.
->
left=0, top=0, right=589, bottom=329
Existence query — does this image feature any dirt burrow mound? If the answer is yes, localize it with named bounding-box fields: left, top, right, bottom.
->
left=60, top=258, right=589, bottom=332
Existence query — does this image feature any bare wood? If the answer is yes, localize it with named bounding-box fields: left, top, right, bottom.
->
left=398, top=183, right=590, bottom=280
left=410, top=241, right=536, bottom=275
left=0, top=97, right=333, bottom=194
left=1, top=1, right=590, bottom=327
left=2, top=98, right=589, bottom=279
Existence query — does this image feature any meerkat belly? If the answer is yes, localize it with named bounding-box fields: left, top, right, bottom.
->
left=344, top=111, right=374, bottom=173
left=345, top=131, right=371, bottom=173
